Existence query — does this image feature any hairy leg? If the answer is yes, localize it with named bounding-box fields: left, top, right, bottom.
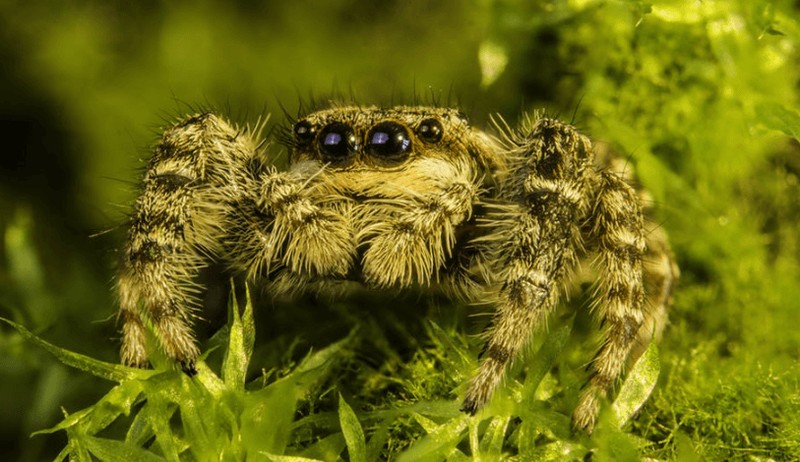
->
left=462, top=117, right=593, bottom=413
left=599, top=150, right=679, bottom=359
left=635, top=221, right=679, bottom=359
left=572, top=171, right=648, bottom=432
left=225, top=160, right=356, bottom=287
left=358, top=157, right=480, bottom=288
left=118, top=113, right=258, bottom=372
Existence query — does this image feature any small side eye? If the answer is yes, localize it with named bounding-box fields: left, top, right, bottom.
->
left=293, top=120, right=316, bottom=146
left=416, top=118, right=443, bottom=143
left=319, top=122, right=357, bottom=160
left=367, top=122, right=412, bottom=161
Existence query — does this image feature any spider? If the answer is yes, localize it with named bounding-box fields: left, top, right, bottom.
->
left=116, top=105, right=678, bottom=432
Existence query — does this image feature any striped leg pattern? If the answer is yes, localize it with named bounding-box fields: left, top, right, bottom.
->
left=462, top=117, right=593, bottom=415
left=572, top=171, right=648, bottom=431
left=118, top=114, right=256, bottom=372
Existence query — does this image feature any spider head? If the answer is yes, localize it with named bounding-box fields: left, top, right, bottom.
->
left=288, top=106, right=491, bottom=169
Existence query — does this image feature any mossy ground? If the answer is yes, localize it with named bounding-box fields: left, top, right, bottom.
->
left=1, top=1, right=799, bottom=460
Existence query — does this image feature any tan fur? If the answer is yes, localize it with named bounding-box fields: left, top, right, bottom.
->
left=117, top=106, right=677, bottom=432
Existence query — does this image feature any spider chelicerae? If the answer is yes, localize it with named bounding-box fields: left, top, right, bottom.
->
left=116, top=105, right=678, bottom=432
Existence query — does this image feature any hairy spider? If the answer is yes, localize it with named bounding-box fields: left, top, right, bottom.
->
left=116, top=105, right=678, bottom=432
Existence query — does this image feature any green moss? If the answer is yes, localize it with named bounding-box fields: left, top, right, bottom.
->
left=3, top=294, right=663, bottom=460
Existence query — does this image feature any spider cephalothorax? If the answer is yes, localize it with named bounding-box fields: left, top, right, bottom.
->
left=117, top=105, right=677, bottom=432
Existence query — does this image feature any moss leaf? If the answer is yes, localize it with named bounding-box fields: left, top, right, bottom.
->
left=82, top=436, right=167, bottom=462
left=33, top=379, right=144, bottom=437
left=756, top=101, right=800, bottom=141
left=338, top=394, right=367, bottom=462
left=222, top=284, right=255, bottom=389
left=0, top=317, right=151, bottom=383
left=612, top=342, right=660, bottom=428
left=396, top=415, right=469, bottom=462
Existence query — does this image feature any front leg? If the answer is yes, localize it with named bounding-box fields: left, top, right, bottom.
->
left=359, top=157, right=479, bottom=288
left=462, top=117, right=593, bottom=413
left=224, top=161, right=356, bottom=287
left=118, top=114, right=257, bottom=372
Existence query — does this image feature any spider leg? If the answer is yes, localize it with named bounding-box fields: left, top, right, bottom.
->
left=462, top=117, right=593, bottom=415
left=224, top=162, right=356, bottom=285
left=359, top=157, right=479, bottom=288
left=598, top=153, right=679, bottom=362
left=634, top=220, right=679, bottom=359
left=118, top=114, right=256, bottom=372
left=572, top=171, right=650, bottom=432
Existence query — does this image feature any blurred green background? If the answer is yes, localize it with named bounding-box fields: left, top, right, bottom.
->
left=1, top=0, right=799, bottom=460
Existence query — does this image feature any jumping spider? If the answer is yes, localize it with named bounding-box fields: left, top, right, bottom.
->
left=117, top=105, right=678, bottom=432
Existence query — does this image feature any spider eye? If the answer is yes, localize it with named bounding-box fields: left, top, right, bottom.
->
left=416, top=118, right=443, bottom=143
left=293, top=120, right=315, bottom=146
left=367, top=122, right=411, bottom=160
left=319, top=123, right=357, bottom=160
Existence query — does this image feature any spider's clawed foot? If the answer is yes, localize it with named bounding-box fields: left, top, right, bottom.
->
left=180, top=359, right=198, bottom=377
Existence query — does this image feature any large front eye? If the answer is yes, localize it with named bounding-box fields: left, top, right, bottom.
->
left=293, top=120, right=315, bottom=146
left=367, top=122, right=411, bottom=160
left=319, top=122, right=357, bottom=160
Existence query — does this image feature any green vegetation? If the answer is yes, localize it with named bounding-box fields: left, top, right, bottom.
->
left=3, top=286, right=662, bottom=461
left=1, top=0, right=799, bottom=460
